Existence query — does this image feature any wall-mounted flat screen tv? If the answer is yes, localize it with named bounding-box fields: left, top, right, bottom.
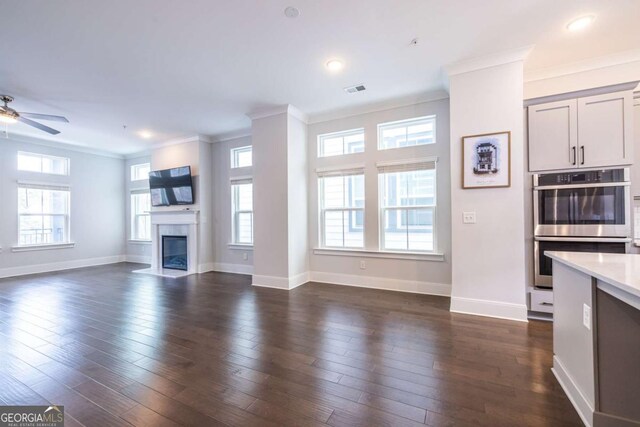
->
left=149, top=166, right=194, bottom=206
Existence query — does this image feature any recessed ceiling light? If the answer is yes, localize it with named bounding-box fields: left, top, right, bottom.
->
left=284, top=7, right=300, bottom=18
left=325, top=59, right=344, bottom=72
left=567, top=15, right=595, bottom=31
left=137, top=130, right=153, bottom=139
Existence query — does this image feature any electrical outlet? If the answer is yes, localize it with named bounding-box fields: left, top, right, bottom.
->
left=243, top=252, right=248, bottom=261
left=360, top=260, right=366, bottom=270
left=463, top=211, right=476, bottom=224
left=583, top=304, right=591, bottom=330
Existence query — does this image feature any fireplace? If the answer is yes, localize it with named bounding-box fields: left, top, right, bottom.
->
left=162, top=235, right=188, bottom=271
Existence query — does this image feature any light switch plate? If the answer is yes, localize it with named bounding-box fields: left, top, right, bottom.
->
left=463, top=212, right=476, bottom=224
left=583, top=304, right=591, bottom=330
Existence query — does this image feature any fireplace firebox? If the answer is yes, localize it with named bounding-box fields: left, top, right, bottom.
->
left=162, top=235, right=188, bottom=271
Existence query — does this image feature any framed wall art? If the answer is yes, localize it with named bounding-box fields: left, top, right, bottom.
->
left=462, top=131, right=511, bottom=189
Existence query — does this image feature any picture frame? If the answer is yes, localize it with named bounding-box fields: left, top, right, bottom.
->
left=462, top=131, right=511, bottom=189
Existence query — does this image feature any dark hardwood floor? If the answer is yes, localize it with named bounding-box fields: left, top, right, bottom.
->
left=0, top=263, right=582, bottom=426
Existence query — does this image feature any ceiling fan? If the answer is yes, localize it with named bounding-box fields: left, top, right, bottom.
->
left=0, top=95, right=68, bottom=135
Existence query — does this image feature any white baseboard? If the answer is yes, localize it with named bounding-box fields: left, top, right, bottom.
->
left=309, top=271, right=451, bottom=297
left=552, top=356, right=593, bottom=427
left=201, top=262, right=253, bottom=275
left=252, top=273, right=307, bottom=290
left=125, top=255, right=151, bottom=264
left=0, top=255, right=127, bottom=279
left=450, top=296, right=528, bottom=322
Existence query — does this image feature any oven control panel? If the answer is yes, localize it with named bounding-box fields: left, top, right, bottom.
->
left=536, top=168, right=627, bottom=186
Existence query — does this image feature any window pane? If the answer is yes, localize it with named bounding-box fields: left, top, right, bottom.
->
left=322, top=175, right=363, bottom=209
left=323, top=211, right=345, bottom=247
left=382, top=170, right=435, bottom=207
left=131, top=163, right=151, bottom=181
left=232, top=182, right=253, bottom=244
left=231, top=146, right=252, bottom=168
left=236, top=212, right=253, bottom=244
left=18, top=152, right=69, bottom=175
left=318, top=129, right=365, bottom=157
left=378, top=116, right=436, bottom=150
left=383, top=209, right=408, bottom=251
left=131, top=192, right=151, bottom=240
left=407, top=208, right=433, bottom=251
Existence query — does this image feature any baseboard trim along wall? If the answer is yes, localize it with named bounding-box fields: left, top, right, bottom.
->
left=252, top=273, right=308, bottom=290
left=552, top=356, right=594, bottom=427
left=202, top=262, right=253, bottom=275
left=0, top=255, right=127, bottom=279
left=124, top=255, right=151, bottom=264
left=450, top=296, right=529, bottom=322
left=309, top=271, right=452, bottom=297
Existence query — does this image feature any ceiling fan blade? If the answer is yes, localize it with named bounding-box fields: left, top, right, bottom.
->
left=17, top=117, right=61, bottom=135
left=19, top=112, right=69, bottom=123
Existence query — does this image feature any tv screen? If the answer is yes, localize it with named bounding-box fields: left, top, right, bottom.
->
left=149, top=166, right=194, bottom=206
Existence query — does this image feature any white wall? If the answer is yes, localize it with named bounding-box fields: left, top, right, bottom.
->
left=287, top=115, right=309, bottom=278
left=211, top=136, right=254, bottom=274
left=307, top=99, right=452, bottom=295
left=449, top=61, right=528, bottom=321
left=0, top=137, right=125, bottom=277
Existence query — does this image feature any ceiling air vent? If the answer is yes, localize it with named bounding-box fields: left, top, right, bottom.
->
left=344, top=84, right=366, bottom=94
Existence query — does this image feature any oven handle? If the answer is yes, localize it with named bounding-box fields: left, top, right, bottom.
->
left=534, top=236, right=632, bottom=243
left=534, top=182, right=630, bottom=190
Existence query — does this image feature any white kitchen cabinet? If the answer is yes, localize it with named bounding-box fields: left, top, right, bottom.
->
left=528, top=91, right=633, bottom=172
left=577, top=91, right=633, bottom=168
left=528, top=99, right=578, bottom=171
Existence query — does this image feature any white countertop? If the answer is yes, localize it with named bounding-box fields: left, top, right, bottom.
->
left=545, top=251, right=640, bottom=303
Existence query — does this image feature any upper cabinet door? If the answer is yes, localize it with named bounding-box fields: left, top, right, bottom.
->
left=528, top=99, right=578, bottom=172
left=578, top=91, right=633, bottom=168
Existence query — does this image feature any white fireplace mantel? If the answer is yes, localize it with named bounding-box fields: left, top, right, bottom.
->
left=134, top=209, right=200, bottom=278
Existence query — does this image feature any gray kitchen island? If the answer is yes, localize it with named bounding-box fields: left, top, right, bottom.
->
left=546, top=251, right=640, bottom=427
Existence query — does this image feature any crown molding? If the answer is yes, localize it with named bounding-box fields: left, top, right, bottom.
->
left=0, top=132, right=125, bottom=159
left=445, top=45, right=534, bottom=79
left=247, top=104, right=309, bottom=123
left=307, top=90, right=449, bottom=125
left=524, top=48, right=640, bottom=83
left=211, top=128, right=252, bottom=143
left=149, top=134, right=212, bottom=151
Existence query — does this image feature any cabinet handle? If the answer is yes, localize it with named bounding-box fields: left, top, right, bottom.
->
left=572, top=147, right=576, bottom=165
left=580, top=146, right=585, bottom=165
left=540, top=302, right=554, bottom=306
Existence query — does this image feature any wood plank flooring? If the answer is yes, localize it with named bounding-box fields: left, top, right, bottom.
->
left=0, top=263, right=582, bottom=426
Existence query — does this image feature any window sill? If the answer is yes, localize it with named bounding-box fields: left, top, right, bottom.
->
left=128, top=239, right=152, bottom=245
left=313, top=247, right=444, bottom=262
left=12, top=242, right=76, bottom=252
left=228, top=243, right=254, bottom=251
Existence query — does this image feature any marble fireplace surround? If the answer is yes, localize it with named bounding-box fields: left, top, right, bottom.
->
left=134, top=210, right=199, bottom=278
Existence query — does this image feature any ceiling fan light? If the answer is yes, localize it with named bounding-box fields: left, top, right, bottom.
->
left=0, top=113, right=17, bottom=124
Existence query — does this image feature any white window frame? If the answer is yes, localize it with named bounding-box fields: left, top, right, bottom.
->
left=317, top=167, right=365, bottom=249
left=130, top=163, right=151, bottom=182
left=130, top=190, right=151, bottom=241
left=17, top=152, right=70, bottom=176
left=231, top=178, right=253, bottom=245
left=231, top=146, right=253, bottom=169
left=317, top=128, right=365, bottom=158
left=377, top=115, right=436, bottom=150
left=377, top=158, right=438, bottom=253
left=17, top=181, right=71, bottom=247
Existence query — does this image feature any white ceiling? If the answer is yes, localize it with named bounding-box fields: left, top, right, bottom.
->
left=1, top=0, right=639, bottom=155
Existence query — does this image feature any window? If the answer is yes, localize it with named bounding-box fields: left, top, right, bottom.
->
left=18, top=183, right=70, bottom=246
left=379, top=161, right=436, bottom=252
left=378, top=116, right=436, bottom=150
left=319, top=171, right=364, bottom=248
left=318, top=129, right=365, bottom=157
left=18, top=152, right=70, bottom=175
left=131, top=163, right=151, bottom=181
left=131, top=191, right=151, bottom=241
left=231, top=180, right=253, bottom=244
left=231, top=146, right=252, bottom=168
